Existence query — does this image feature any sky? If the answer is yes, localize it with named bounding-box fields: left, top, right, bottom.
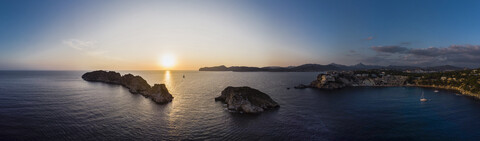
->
left=1, top=0, right=480, bottom=70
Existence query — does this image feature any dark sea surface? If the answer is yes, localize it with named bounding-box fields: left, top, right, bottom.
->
left=1, top=71, right=480, bottom=140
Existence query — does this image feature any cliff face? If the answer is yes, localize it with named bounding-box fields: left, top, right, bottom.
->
left=310, top=73, right=409, bottom=89
left=215, top=86, right=279, bottom=114
left=120, top=74, right=151, bottom=94
left=82, top=70, right=173, bottom=104
left=148, top=84, right=174, bottom=104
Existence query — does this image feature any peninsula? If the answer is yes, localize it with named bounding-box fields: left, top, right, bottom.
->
left=306, top=69, right=480, bottom=99
left=82, top=70, right=174, bottom=104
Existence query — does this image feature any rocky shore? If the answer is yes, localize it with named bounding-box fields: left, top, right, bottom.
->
left=305, top=71, right=480, bottom=99
left=82, top=70, right=173, bottom=104
left=215, top=86, right=279, bottom=114
left=415, top=85, right=480, bottom=99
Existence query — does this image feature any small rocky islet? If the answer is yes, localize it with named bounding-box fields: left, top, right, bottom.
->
left=82, top=70, right=173, bottom=104
left=215, top=86, right=279, bottom=114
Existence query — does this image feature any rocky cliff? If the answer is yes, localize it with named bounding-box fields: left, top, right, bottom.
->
left=82, top=70, right=173, bottom=104
left=310, top=72, right=409, bottom=89
left=215, top=86, right=279, bottom=114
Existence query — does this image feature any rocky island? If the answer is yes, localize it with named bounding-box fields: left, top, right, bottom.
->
left=215, top=86, right=279, bottom=114
left=82, top=70, right=173, bottom=104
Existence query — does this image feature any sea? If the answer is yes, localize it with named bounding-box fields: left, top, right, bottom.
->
left=1, top=70, right=480, bottom=140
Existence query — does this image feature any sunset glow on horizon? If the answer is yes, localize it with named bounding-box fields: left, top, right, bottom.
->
left=2, top=0, right=480, bottom=70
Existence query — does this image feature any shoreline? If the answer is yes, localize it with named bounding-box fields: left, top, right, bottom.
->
left=319, top=85, right=480, bottom=100
left=414, top=85, right=480, bottom=99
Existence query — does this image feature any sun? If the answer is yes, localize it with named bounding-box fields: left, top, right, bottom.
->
left=160, top=54, right=176, bottom=69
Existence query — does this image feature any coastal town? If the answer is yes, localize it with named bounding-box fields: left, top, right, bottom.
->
left=306, top=68, right=480, bottom=99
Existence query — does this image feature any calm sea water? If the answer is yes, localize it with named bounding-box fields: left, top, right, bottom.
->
left=1, top=71, right=480, bottom=140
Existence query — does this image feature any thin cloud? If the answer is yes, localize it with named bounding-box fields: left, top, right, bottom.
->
left=365, top=36, right=374, bottom=40
left=61, top=39, right=121, bottom=61
left=371, top=46, right=408, bottom=53
left=364, top=44, right=480, bottom=67
left=63, top=39, right=96, bottom=50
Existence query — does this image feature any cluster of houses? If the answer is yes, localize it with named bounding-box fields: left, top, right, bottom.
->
left=324, top=71, right=387, bottom=78
left=403, top=69, right=438, bottom=73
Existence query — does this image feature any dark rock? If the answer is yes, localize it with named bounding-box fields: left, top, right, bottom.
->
left=120, top=74, right=150, bottom=94
left=215, top=86, right=279, bottom=114
left=148, top=84, right=173, bottom=104
left=82, top=70, right=173, bottom=104
left=309, top=74, right=348, bottom=89
left=82, top=70, right=122, bottom=84
left=293, top=84, right=309, bottom=89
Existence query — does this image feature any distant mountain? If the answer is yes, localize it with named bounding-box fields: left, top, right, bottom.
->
left=383, top=65, right=420, bottom=70
left=289, top=64, right=341, bottom=72
left=350, top=63, right=383, bottom=70
left=198, top=63, right=465, bottom=72
left=198, top=65, right=229, bottom=71
left=328, top=63, right=349, bottom=70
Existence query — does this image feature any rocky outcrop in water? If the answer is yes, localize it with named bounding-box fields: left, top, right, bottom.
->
left=215, top=86, right=279, bottom=114
left=148, top=84, right=174, bottom=103
left=294, top=84, right=309, bottom=89
left=309, top=72, right=409, bottom=89
left=82, top=70, right=173, bottom=104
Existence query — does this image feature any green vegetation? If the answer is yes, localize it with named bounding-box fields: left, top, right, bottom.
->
left=353, top=69, right=480, bottom=93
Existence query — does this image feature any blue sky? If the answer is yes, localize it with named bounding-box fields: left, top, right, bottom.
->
left=1, top=0, right=480, bottom=70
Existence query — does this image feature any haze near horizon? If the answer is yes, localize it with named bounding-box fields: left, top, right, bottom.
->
left=2, top=0, right=480, bottom=70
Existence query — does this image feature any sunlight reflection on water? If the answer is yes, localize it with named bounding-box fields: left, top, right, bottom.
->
left=2, top=71, right=480, bottom=140
left=164, top=70, right=171, bottom=86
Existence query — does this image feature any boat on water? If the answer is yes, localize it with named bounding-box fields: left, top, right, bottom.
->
left=434, top=90, right=439, bottom=93
left=420, top=92, right=428, bottom=102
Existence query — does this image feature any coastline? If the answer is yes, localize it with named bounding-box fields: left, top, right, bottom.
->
left=320, top=85, right=480, bottom=100
left=308, top=69, right=480, bottom=100
left=414, top=85, right=480, bottom=99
